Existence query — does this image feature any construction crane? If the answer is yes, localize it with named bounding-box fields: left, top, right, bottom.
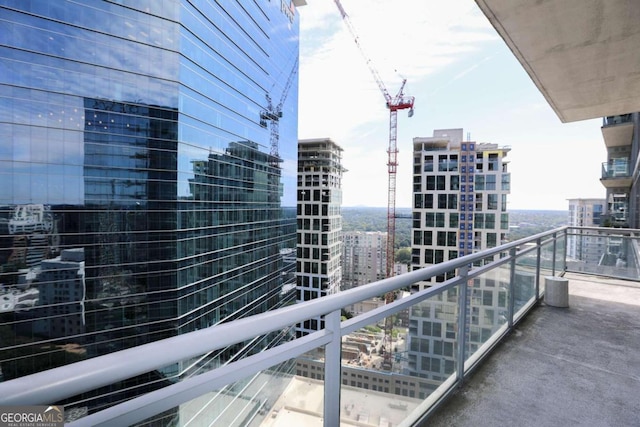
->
left=334, top=0, right=415, bottom=371
left=260, top=57, right=299, bottom=168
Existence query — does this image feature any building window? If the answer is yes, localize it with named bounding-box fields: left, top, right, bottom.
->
left=438, top=194, right=447, bottom=209
left=450, top=175, right=459, bottom=190
left=486, top=233, right=497, bottom=247
left=501, top=213, right=509, bottom=229
left=487, top=194, right=498, bottom=210
left=414, top=193, right=423, bottom=209
left=414, top=230, right=422, bottom=245
left=486, top=174, right=496, bottom=190
left=449, top=213, right=458, bottom=228
left=448, top=194, right=457, bottom=210
left=447, top=232, right=457, bottom=247
left=501, top=173, right=510, bottom=190
left=423, top=230, right=432, bottom=245
left=485, top=214, right=495, bottom=229
left=425, top=213, right=435, bottom=227
left=425, top=194, right=433, bottom=209
left=426, top=176, right=435, bottom=190
left=424, top=156, right=433, bottom=172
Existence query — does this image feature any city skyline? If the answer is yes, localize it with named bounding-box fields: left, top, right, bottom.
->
left=297, top=1, right=606, bottom=211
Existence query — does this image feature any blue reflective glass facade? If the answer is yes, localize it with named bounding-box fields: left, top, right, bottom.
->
left=0, top=0, right=299, bottom=407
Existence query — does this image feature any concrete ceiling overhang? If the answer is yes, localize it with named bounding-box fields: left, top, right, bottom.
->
left=475, top=0, right=640, bottom=123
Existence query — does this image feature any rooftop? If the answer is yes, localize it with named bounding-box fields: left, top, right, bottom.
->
left=427, top=272, right=640, bottom=426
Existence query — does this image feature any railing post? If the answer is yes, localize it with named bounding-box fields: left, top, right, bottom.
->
left=324, top=309, right=341, bottom=427
left=456, top=265, right=469, bottom=383
left=535, top=237, right=542, bottom=300
left=508, top=248, right=516, bottom=328
left=562, top=228, right=568, bottom=274
left=551, top=232, right=557, bottom=276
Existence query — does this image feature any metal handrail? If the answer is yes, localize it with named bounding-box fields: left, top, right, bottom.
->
left=0, top=226, right=573, bottom=426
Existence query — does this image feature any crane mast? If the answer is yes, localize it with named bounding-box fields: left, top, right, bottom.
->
left=261, top=57, right=299, bottom=168
left=334, top=0, right=415, bottom=371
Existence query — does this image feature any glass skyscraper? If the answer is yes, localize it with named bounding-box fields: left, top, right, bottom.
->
left=0, top=0, right=302, bottom=414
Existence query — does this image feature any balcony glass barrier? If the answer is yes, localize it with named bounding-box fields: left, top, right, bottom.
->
left=338, top=307, right=426, bottom=426
left=465, top=267, right=509, bottom=362
left=513, top=247, right=539, bottom=321
left=565, top=227, right=639, bottom=281
left=5, top=227, right=636, bottom=426
left=603, top=114, right=633, bottom=126
left=601, top=160, right=630, bottom=178
left=160, top=357, right=296, bottom=427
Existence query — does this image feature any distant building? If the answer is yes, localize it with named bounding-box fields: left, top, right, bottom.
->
left=342, top=231, right=387, bottom=290
left=568, top=198, right=605, bottom=228
left=567, top=198, right=607, bottom=265
left=296, top=138, right=346, bottom=336
left=295, top=357, right=440, bottom=399
left=408, top=128, right=511, bottom=380
left=410, top=129, right=511, bottom=288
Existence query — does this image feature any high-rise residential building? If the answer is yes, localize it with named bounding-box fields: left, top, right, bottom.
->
left=296, top=138, right=345, bottom=336
left=568, top=198, right=605, bottom=228
left=567, top=198, right=607, bottom=265
left=0, top=0, right=304, bottom=415
left=407, top=128, right=511, bottom=380
left=342, top=231, right=387, bottom=290
left=600, top=113, right=640, bottom=229
left=410, top=129, right=511, bottom=288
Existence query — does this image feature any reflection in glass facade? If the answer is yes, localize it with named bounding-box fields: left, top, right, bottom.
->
left=0, top=0, right=300, bottom=417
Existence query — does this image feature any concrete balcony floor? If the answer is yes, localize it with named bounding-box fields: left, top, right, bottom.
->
left=426, top=272, right=640, bottom=427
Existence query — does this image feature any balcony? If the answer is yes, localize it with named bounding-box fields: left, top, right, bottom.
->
left=601, top=115, right=635, bottom=148
left=427, top=271, right=640, bottom=426
left=603, top=114, right=633, bottom=127
left=0, top=227, right=638, bottom=426
left=600, top=160, right=632, bottom=189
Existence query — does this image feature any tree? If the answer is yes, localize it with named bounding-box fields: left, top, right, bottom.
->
left=395, top=247, right=411, bottom=265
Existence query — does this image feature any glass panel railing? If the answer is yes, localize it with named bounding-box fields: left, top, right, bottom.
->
left=540, top=238, right=556, bottom=275
left=129, top=356, right=297, bottom=427
left=566, top=230, right=639, bottom=280
left=514, top=250, right=538, bottom=320
left=555, top=234, right=565, bottom=274
left=337, top=286, right=459, bottom=426
left=601, top=160, right=630, bottom=178
left=181, top=360, right=295, bottom=427
left=603, top=114, right=633, bottom=126
left=465, top=268, right=509, bottom=362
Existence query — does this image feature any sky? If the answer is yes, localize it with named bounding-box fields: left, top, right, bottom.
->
left=295, top=0, right=607, bottom=211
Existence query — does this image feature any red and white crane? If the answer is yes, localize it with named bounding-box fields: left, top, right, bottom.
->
left=334, top=0, right=415, bottom=371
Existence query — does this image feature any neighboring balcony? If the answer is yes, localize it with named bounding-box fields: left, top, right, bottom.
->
left=0, top=227, right=638, bottom=427
left=601, top=114, right=634, bottom=148
left=600, top=160, right=632, bottom=189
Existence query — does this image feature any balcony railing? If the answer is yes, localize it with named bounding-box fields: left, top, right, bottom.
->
left=0, top=227, right=637, bottom=426
left=601, top=160, right=630, bottom=178
left=603, top=114, right=633, bottom=126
